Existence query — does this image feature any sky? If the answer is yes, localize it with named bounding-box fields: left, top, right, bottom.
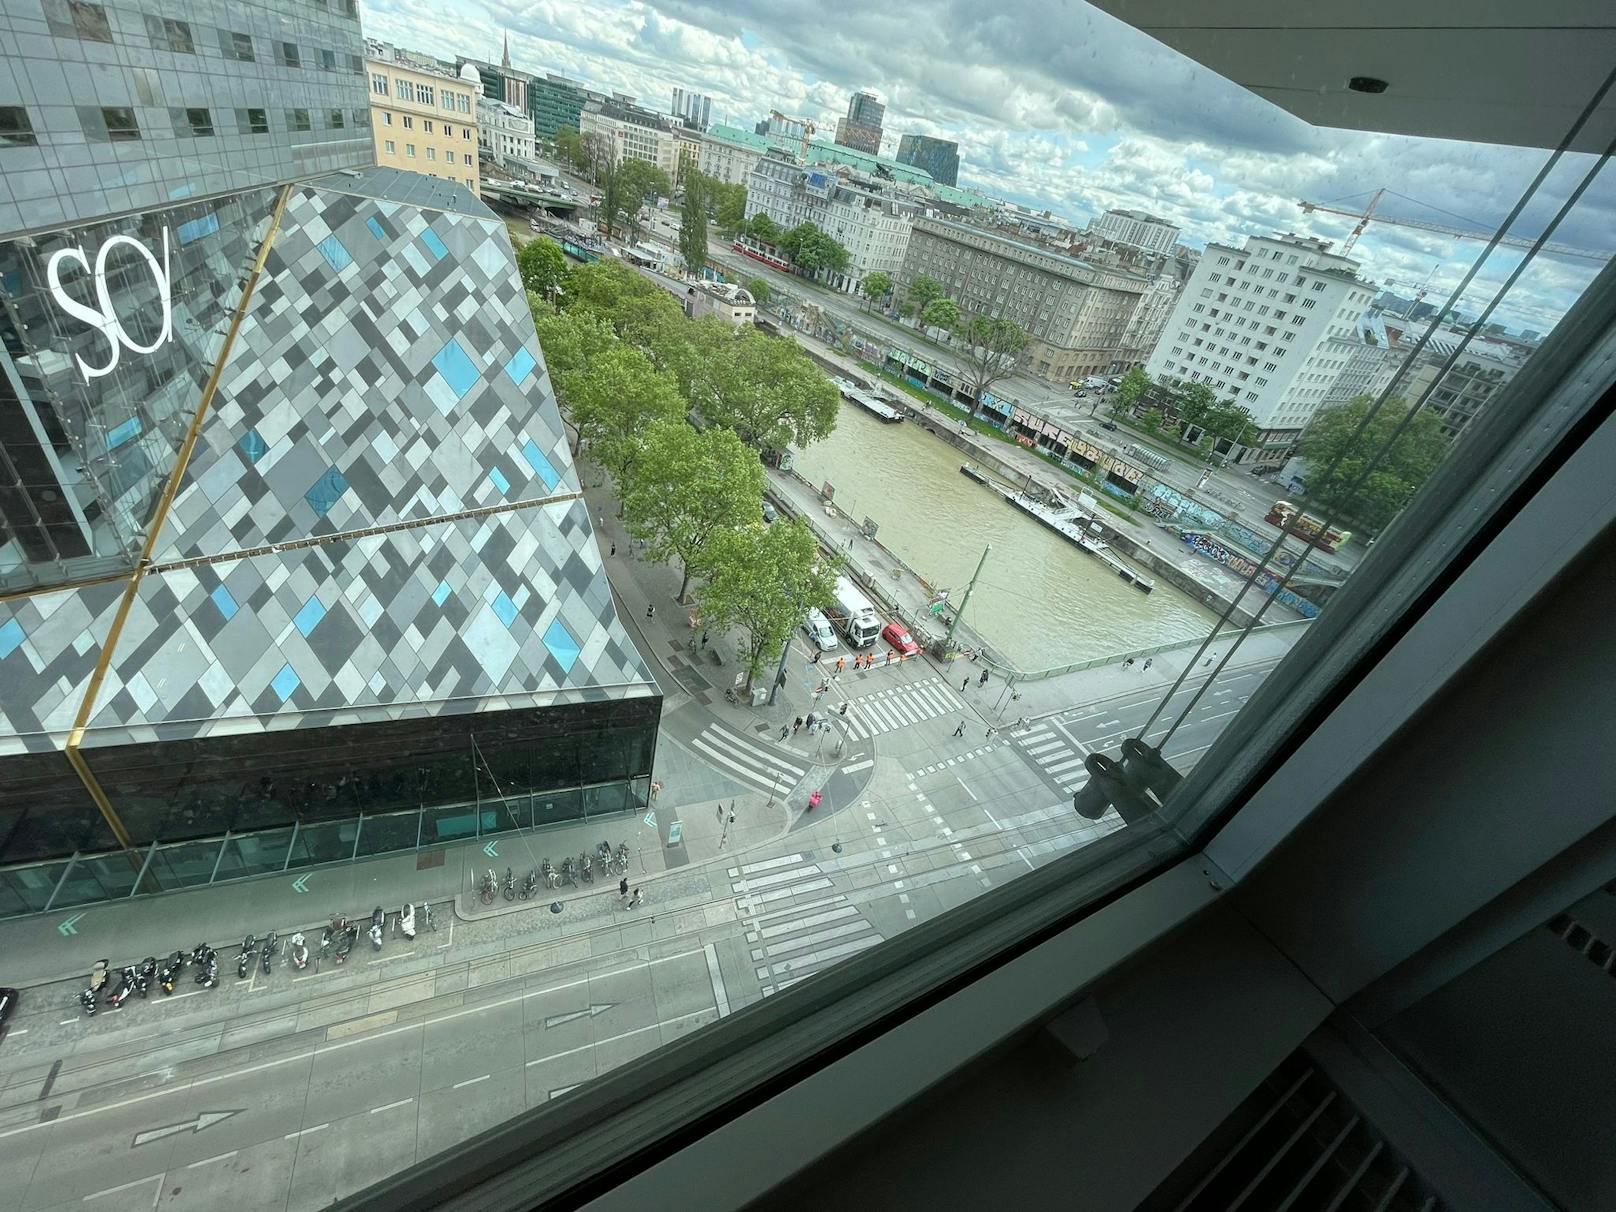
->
left=361, top=0, right=1616, bottom=335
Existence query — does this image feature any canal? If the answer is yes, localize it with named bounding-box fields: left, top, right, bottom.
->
left=790, top=402, right=1218, bottom=671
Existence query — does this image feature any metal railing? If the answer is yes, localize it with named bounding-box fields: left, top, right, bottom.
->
left=976, top=618, right=1314, bottom=684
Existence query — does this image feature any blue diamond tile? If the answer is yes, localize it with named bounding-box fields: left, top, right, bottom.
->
left=504, top=346, right=536, bottom=386
left=432, top=579, right=452, bottom=606
left=305, top=466, right=348, bottom=517
left=270, top=663, right=301, bottom=703
left=292, top=595, right=326, bottom=637
left=420, top=228, right=448, bottom=260
left=543, top=619, right=580, bottom=674
left=238, top=428, right=267, bottom=464
left=487, top=466, right=510, bottom=493
left=521, top=439, right=560, bottom=491
left=431, top=338, right=479, bottom=400
left=316, top=233, right=352, bottom=272
left=491, top=590, right=517, bottom=628
left=0, top=617, right=25, bottom=660
left=176, top=213, right=220, bottom=245
left=210, top=585, right=238, bottom=621
left=107, top=417, right=142, bottom=449
left=366, top=215, right=386, bottom=240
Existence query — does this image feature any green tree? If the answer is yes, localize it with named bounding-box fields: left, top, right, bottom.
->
left=860, top=271, right=892, bottom=310
left=530, top=308, right=617, bottom=453
left=1141, top=407, right=1165, bottom=434
left=952, top=313, right=1030, bottom=418
left=681, top=324, right=840, bottom=450
left=745, top=213, right=780, bottom=244
left=554, top=126, right=589, bottom=173
left=580, top=134, right=672, bottom=240
left=903, top=275, right=946, bottom=318
left=1111, top=367, right=1151, bottom=418
left=777, top=223, right=850, bottom=277
left=623, top=420, right=764, bottom=601
left=516, top=237, right=568, bottom=302
left=919, top=297, right=960, bottom=331
left=745, top=276, right=771, bottom=304
left=698, top=520, right=839, bottom=692
left=678, top=171, right=709, bottom=278
left=1173, top=381, right=1219, bottom=431
left=714, top=184, right=747, bottom=236
left=1297, top=395, right=1448, bottom=533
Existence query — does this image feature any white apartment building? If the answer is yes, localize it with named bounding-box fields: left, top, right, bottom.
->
left=476, top=97, right=536, bottom=169
left=1119, top=269, right=1184, bottom=369
left=745, top=151, right=920, bottom=290
left=579, top=100, right=677, bottom=179
left=1088, top=208, right=1180, bottom=256
left=1321, top=312, right=1402, bottom=408
left=1144, top=233, right=1379, bottom=461
left=699, top=127, right=766, bottom=186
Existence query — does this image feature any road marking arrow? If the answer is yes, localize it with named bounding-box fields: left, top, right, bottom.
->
left=132, top=1110, right=242, bottom=1148
left=643, top=811, right=656, bottom=828
left=542, top=1003, right=616, bottom=1030
left=483, top=840, right=499, bottom=858
left=291, top=874, right=311, bottom=893
left=57, top=913, right=84, bottom=937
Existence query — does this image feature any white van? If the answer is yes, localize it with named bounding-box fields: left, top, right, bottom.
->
left=802, top=608, right=838, bottom=651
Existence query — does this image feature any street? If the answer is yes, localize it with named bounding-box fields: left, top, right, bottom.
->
left=0, top=638, right=1277, bottom=1211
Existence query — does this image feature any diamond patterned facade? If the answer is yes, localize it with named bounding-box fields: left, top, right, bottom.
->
left=0, top=168, right=659, bottom=913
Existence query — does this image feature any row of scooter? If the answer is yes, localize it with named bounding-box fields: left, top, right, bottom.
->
left=76, top=903, right=437, bottom=1016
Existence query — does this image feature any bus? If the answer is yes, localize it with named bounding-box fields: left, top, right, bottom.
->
left=823, top=576, right=883, bottom=648
left=1267, top=500, right=1352, bottom=553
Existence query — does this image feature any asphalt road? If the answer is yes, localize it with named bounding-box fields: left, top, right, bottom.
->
left=0, top=654, right=1274, bottom=1211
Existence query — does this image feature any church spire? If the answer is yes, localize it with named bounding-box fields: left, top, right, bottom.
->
left=501, top=30, right=511, bottom=71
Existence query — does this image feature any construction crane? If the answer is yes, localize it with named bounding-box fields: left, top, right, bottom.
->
left=768, top=108, right=816, bottom=162
left=1299, top=188, right=1610, bottom=262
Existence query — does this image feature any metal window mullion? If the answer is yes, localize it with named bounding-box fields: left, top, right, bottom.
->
left=41, top=853, right=77, bottom=913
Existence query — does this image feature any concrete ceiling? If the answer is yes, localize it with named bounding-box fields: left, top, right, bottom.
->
left=1089, top=2, right=1616, bottom=152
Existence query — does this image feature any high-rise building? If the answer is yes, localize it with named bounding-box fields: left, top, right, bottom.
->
left=368, top=47, right=483, bottom=195
left=1144, top=233, right=1380, bottom=461
left=0, top=2, right=658, bottom=911
left=1086, top=208, right=1181, bottom=256
left=900, top=218, right=1149, bottom=384
left=528, top=74, right=593, bottom=140
left=671, top=87, right=713, bottom=131
left=834, top=90, right=884, bottom=156
left=896, top=134, right=960, bottom=187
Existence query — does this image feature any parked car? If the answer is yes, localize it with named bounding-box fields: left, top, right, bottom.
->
left=761, top=500, right=778, bottom=524
left=802, top=609, right=838, bottom=651
left=881, top=622, right=921, bottom=657
left=1100, top=420, right=1119, bottom=432
left=0, top=986, right=16, bottom=1042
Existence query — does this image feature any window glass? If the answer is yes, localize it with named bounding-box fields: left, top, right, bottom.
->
left=0, top=106, right=36, bottom=146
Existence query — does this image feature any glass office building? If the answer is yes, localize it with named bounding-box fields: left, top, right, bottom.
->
left=895, top=134, right=960, bottom=188
left=0, top=2, right=659, bottom=916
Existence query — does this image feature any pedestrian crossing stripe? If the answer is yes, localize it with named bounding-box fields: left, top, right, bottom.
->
left=731, top=852, right=884, bottom=996
left=688, top=723, right=808, bottom=796
left=1014, top=723, right=1091, bottom=791
left=838, top=676, right=961, bottom=740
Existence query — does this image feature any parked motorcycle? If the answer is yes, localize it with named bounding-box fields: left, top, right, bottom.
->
left=559, top=856, right=575, bottom=886
left=237, top=935, right=257, bottom=979
left=368, top=907, right=385, bottom=951
left=158, top=950, right=186, bottom=994
left=288, top=932, right=309, bottom=970
left=520, top=869, right=537, bottom=900
left=106, top=966, right=136, bottom=1010
left=78, top=987, right=99, bottom=1017
left=198, top=951, right=220, bottom=988
left=596, top=841, right=613, bottom=866
left=614, top=843, right=630, bottom=874
left=579, top=853, right=593, bottom=884
left=399, top=904, right=416, bottom=940
left=134, top=956, right=157, bottom=998
left=322, top=916, right=346, bottom=965
left=333, top=921, right=357, bottom=964
left=260, top=931, right=279, bottom=976
left=88, top=958, right=110, bottom=995
left=541, top=858, right=556, bottom=888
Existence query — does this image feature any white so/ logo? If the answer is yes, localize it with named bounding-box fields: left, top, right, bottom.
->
left=45, top=229, right=173, bottom=383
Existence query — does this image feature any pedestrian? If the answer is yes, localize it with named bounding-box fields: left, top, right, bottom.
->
left=792, top=716, right=803, bottom=735
left=597, top=512, right=605, bottom=529
left=1124, top=657, right=1135, bottom=669
left=650, top=781, right=662, bottom=802
left=1204, top=652, right=1216, bottom=667
left=780, top=723, right=790, bottom=741
left=885, top=651, right=894, bottom=665
left=700, top=631, right=708, bottom=648
left=805, top=712, right=817, bottom=730
left=630, top=888, right=643, bottom=908
left=610, top=542, right=616, bottom=557
left=645, top=604, right=655, bottom=620
left=1142, top=658, right=1153, bottom=672
left=952, top=720, right=966, bottom=737
left=838, top=702, right=848, bottom=717
left=986, top=726, right=996, bottom=739
left=961, top=675, right=971, bottom=691
left=836, top=657, right=845, bottom=674
left=619, top=876, right=629, bottom=900
left=812, top=649, right=822, bottom=665
left=978, top=669, right=989, bottom=687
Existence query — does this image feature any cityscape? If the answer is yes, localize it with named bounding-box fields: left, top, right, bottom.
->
left=0, top=2, right=1609, bottom=1209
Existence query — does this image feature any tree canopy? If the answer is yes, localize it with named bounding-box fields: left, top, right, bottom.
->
left=746, top=276, right=771, bottom=304
left=516, top=237, right=568, bottom=303
left=919, top=297, right=960, bottom=331
left=745, top=213, right=781, bottom=244
left=860, top=271, right=892, bottom=308
left=1297, top=395, right=1448, bottom=533
left=678, top=172, right=709, bottom=277
left=953, top=313, right=1030, bottom=417
left=903, top=276, right=946, bottom=317
left=579, top=134, right=672, bottom=239
left=778, top=222, right=850, bottom=276
left=681, top=323, right=840, bottom=450
left=1112, top=367, right=1151, bottom=417
left=553, top=127, right=588, bottom=173
left=1173, top=383, right=1258, bottom=448
left=713, top=182, right=748, bottom=236
left=622, top=420, right=764, bottom=601
left=699, top=520, right=839, bottom=691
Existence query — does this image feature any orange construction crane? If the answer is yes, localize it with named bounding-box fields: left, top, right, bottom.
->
left=1300, top=189, right=1609, bottom=262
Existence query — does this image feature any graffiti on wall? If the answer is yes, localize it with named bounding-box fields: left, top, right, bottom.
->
left=1179, top=532, right=1321, bottom=618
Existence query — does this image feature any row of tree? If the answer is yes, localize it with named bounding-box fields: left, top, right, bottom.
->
left=525, top=253, right=842, bottom=688
left=552, top=127, right=672, bottom=242
left=897, top=275, right=1032, bottom=416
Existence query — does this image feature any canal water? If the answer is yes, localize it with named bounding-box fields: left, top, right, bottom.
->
left=790, top=402, right=1217, bottom=671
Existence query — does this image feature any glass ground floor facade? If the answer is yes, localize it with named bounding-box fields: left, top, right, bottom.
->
left=0, top=695, right=659, bottom=918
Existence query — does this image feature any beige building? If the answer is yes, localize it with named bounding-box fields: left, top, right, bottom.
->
left=579, top=99, right=678, bottom=181
left=900, top=217, right=1148, bottom=383
left=699, top=127, right=766, bottom=186
left=366, top=46, right=481, bottom=196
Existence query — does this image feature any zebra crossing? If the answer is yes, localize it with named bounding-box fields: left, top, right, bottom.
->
left=1015, top=720, right=1090, bottom=791
left=687, top=722, right=808, bottom=797
left=730, top=853, right=885, bottom=996
left=838, top=675, right=960, bottom=741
